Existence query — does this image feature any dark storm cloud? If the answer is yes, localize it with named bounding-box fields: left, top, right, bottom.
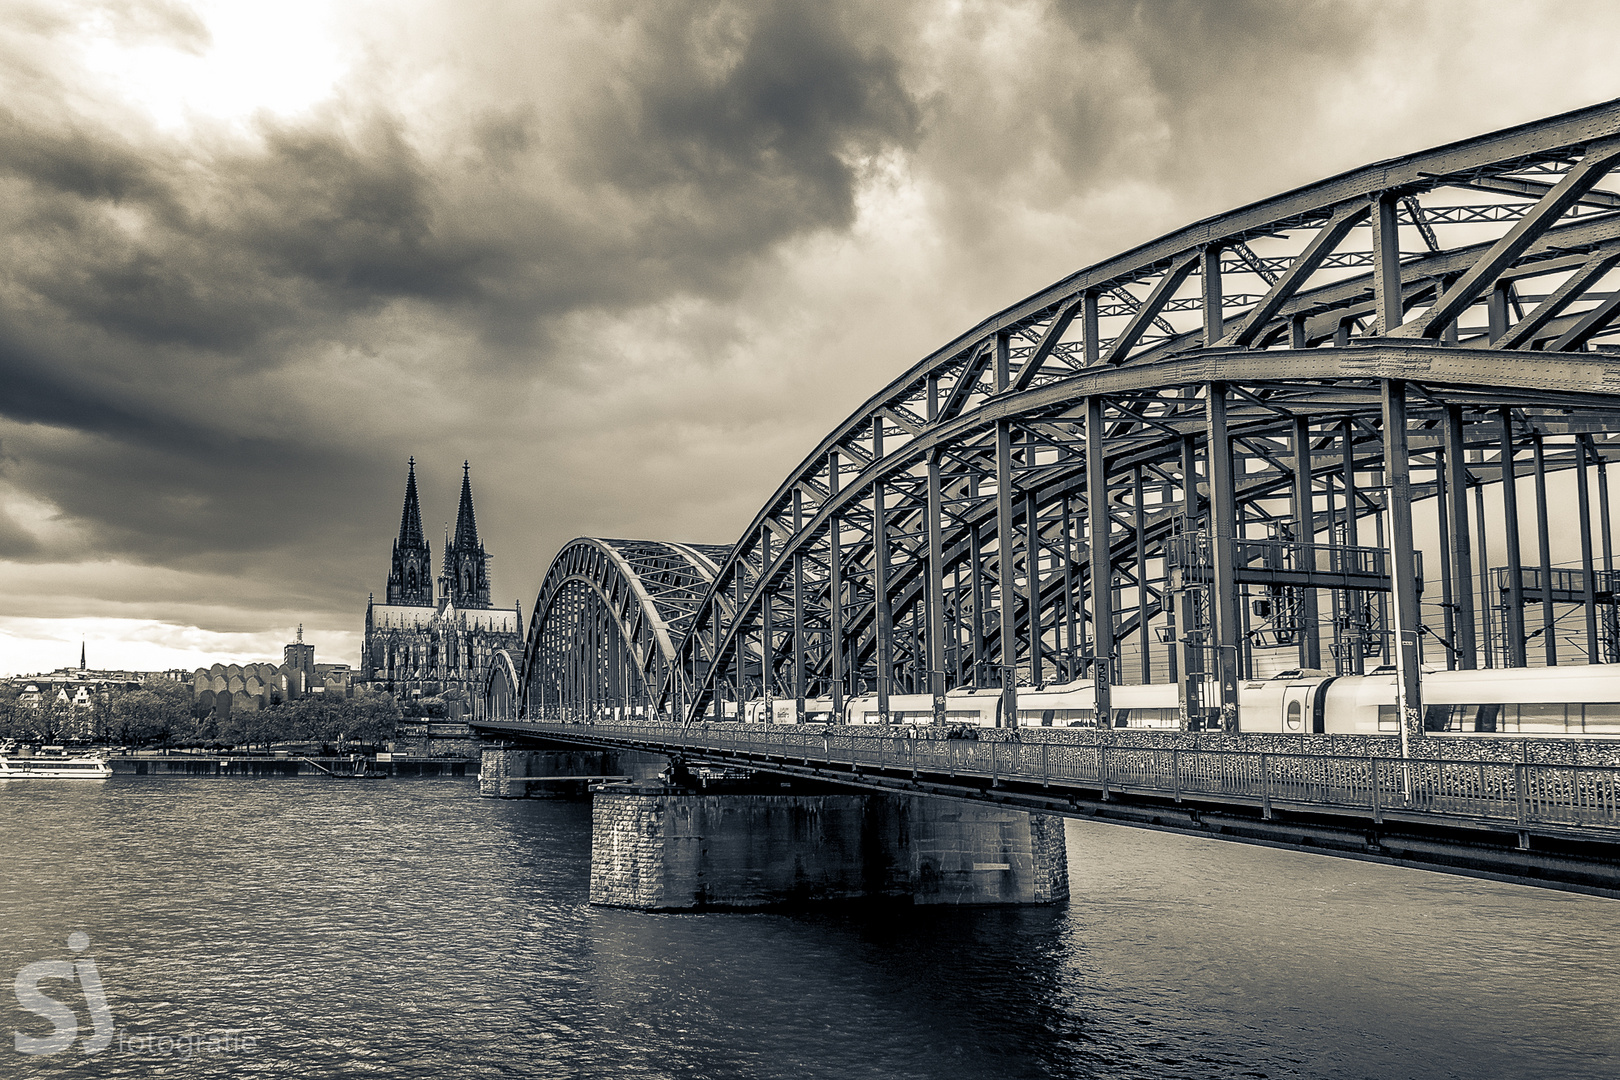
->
left=0, top=0, right=923, bottom=588
left=0, top=0, right=919, bottom=354
left=577, top=1, right=918, bottom=272
left=1056, top=0, right=1388, bottom=183
left=0, top=0, right=1528, bottom=657
left=910, top=0, right=1394, bottom=244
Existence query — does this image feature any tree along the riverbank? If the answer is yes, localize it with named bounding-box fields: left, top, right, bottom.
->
left=201, top=689, right=403, bottom=751
left=0, top=683, right=402, bottom=750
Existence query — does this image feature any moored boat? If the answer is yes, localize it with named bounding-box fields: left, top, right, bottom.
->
left=0, top=744, right=113, bottom=780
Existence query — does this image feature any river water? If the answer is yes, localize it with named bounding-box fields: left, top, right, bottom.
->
left=2, top=776, right=1617, bottom=1079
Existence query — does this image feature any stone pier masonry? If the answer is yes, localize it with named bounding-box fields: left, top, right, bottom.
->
left=589, top=779, right=1069, bottom=910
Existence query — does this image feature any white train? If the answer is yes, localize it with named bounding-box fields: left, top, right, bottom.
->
left=740, top=663, right=1620, bottom=737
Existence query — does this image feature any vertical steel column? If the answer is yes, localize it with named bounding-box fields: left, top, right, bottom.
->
left=1533, top=431, right=1556, bottom=665
left=711, top=593, right=723, bottom=720
left=1578, top=439, right=1600, bottom=661
left=1382, top=380, right=1423, bottom=754
left=734, top=567, right=746, bottom=714
left=1371, top=193, right=1403, bottom=332
left=1601, top=448, right=1616, bottom=663
left=828, top=451, right=845, bottom=720
left=793, top=489, right=806, bottom=722
left=1025, top=490, right=1043, bottom=687
left=1293, top=414, right=1321, bottom=668
left=1499, top=408, right=1527, bottom=667
left=1376, top=507, right=1391, bottom=667
left=1342, top=419, right=1363, bottom=674
left=761, top=529, right=774, bottom=708
left=1175, top=434, right=1202, bottom=726
left=1600, top=453, right=1615, bottom=574
left=1134, top=465, right=1151, bottom=682
left=970, top=513, right=985, bottom=684
left=1475, top=479, right=1494, bottom=669
left=1087, top=395, right=1114, bottom=727
left=1488, top=282, right=1511, bottom=343
left=926, top=375, right=947, bottom=723
left=1436, top=455, right=1455, bottom=668
left=994, top=332, right=1019, bottom=726
left=1079, top=290, right=1099, bottom=688
left=1062, top=494, right=1077, bottom=681
left=1444, top=405, right=1477, bottom=668
left=1082, top=291, right=1100, bottom=368
left=1325, top=464, right=1343, bottom=671
left=1203, top=245, right=1224, bottom=343
left=872, top=417, right=893, bottom=722
left=1205, top=383, right=1241, bottom=730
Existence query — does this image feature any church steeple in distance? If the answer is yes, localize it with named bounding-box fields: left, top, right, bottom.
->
left=445, top=460, right=493, bottom=608
left=386, top=457, right=434, bottom=606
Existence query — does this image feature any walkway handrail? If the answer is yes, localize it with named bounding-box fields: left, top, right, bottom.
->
left=497, top=721, right=1620, bottom=835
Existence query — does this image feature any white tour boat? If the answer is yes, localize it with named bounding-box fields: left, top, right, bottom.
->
left=0, top=745, right=113, bottom=780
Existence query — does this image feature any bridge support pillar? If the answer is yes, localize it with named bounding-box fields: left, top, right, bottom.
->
left=589, top=781, right=1069, bottom=910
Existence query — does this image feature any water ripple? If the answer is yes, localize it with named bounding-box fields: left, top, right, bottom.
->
left=2, top=777, right=1617, bottom=1078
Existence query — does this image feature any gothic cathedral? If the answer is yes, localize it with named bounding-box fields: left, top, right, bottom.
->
left=362, top=459, right=523, bottom=719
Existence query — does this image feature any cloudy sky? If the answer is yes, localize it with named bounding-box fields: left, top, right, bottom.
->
left=3, top=0, right=1620, bottom=675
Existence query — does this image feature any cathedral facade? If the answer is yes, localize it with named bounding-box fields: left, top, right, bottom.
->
left=361, top=459, right=523, bottom=720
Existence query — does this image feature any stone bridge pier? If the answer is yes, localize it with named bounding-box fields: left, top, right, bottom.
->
left=480, top=747, right=1068, bottom=910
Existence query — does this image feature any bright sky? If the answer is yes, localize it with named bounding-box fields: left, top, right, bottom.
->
left=73, top=0, right=349, bottom=132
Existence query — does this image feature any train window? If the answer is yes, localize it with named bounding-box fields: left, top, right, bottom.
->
left=1474, top=704, right=1500, bottom=733
left=1516, top=703, right=1569, bottom=730
left=1376, top=705, right=1399, bottom=732
left=1423, top=705, right=1454, bottom=732
left=1285, top=700, right=1302, bottom=731
left=1580, top=703, right=1620, bottom=729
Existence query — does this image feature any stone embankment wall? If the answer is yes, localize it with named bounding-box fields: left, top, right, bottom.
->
left=589, top=781, right=1069, bottom=910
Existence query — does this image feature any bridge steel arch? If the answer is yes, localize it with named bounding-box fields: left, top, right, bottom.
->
left=529, top=99, right=1620, bottom=735
left=521, top=538, right=730, bottom=719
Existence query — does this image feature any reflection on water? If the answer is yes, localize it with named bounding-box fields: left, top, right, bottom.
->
left=1, top=777, right=1617, bottom=1078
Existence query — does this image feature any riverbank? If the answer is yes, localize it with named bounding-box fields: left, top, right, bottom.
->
left=109, top=755, right=477, bottom=778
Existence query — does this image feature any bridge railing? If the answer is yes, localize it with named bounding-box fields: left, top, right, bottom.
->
left=511, top=722, right=1620, bottom=833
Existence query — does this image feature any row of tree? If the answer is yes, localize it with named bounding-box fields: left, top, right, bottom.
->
left=0, top=683, right=404, bottom=749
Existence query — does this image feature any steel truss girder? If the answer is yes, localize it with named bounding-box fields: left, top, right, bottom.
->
left=668, top=346, right=1620, bottom=721
left=518, top=100, right=1620, bottom=722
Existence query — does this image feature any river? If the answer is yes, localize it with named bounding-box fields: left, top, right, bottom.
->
left=2, top=777, right=1616, bottom=1078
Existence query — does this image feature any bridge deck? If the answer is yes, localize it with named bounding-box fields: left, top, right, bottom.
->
left=478, top=721, right=1620, bottom=897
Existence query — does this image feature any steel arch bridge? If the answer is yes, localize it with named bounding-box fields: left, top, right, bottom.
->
left=517, top=98, right=1620, bottom=732
left=519, top=538, right=732, bottom=718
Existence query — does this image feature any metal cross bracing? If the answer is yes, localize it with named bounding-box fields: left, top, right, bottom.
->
left=522, top=99, right=1620, bottom=738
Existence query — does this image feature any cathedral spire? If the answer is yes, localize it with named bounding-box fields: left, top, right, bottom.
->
left=386, top=457, right=434, bottom=606
left=453, top=460, right=480, bottom=550
left=399, top=456, right=425, bottom=548
left=445, top=460, right=492, bottom=609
